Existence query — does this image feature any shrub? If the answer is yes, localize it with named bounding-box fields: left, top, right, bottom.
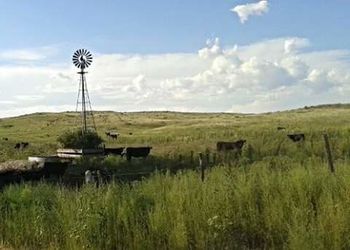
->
left=57, top=129, right=103, bottom=149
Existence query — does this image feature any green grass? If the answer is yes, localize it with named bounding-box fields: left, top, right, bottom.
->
left=1, top=104, right=350, bottom=249
left=1, top=163, right=350, bottom=249
left=0, top=105, right=350, bottom=161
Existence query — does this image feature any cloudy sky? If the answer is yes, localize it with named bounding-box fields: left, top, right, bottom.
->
left=0, top=0, right=349, bottom=117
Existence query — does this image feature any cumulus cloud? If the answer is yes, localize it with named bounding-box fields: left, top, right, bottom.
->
left=198, top=38, right=222, bottom=59
left=284, top=38, right=310, bottom=54
left=231, top=0, right=269, bottom=23
left=0, top=37, right=350, bottom=116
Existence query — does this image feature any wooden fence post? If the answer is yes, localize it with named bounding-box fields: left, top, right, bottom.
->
left=323, top=133, right=335, bottom=173
left=178, top=154, right=183, bottom=163
left=213, top=153, right=217, bottom=165
left=206, top=151, right=210, bottom=166
left=199, top=152, right=205, bottom=181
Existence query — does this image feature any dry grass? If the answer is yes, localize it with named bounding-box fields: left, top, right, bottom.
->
left=0, top=160, right=42, bottom=174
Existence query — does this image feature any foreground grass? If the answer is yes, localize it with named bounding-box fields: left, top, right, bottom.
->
left=1, top=159, right=350, bottom=249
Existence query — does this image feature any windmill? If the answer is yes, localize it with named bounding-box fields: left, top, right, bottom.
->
left=72, top=49, right=96, bottom=134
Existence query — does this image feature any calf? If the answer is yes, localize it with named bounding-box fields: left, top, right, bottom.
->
left=14, top=142, right=29, bottom=150
left=105, top=131, right=119, bottom=140
left=217, top=140, right=246, bottom=152
left=287, top=134, right=305, bottom=142
left=122, top=147, right=152, bottom=161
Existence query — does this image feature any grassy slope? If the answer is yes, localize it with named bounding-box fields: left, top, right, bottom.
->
left=0, top=104, right=350, bottom=161
left=1, top=105, right=350, bottom=249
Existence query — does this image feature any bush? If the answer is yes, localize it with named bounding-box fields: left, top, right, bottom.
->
left=57, top=129, right=103, bottom=149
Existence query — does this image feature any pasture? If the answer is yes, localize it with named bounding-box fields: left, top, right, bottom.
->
left=1, top=104, right=350, bottom=249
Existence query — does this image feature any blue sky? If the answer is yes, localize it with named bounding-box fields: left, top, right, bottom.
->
left=0, top=0, right=350, bottom=116
left=1, top=0, right=349, bottom=53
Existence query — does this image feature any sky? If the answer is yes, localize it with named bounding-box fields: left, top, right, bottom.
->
left=0, top=0, right=349, bottom=117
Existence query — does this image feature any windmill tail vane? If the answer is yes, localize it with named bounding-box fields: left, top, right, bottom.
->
left=73, top=49, right=96, bottom=134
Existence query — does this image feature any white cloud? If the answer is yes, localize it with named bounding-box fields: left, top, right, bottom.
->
left=0, top=46, right=58, bottom=62
left=15, top=95, right=45, bottom=101
left=231, top=0, right=269, bottom=24
left=0, top=37, right=350, bottom=116
left=0, top=50, right=45, bottom=61
left=198, top=38, right=222, bottom=59
left=284, top=38, right=310, bottom=54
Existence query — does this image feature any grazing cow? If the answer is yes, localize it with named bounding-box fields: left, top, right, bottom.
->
left=105, top=131, right=119, bottom=140
left=216, top=140, right=246, bottom=152
left=122, top=147, right=152, bottom=161
left=287, top=134, right=305, bottom=142
left=14, top=142, right=29, bottom=150
left=104, top=147, right=125, bottom=156
left=2, top=137, right=8, bottom=141
left=129, top=132, right=133, bottom=135
left=277, top=127, right=286, bottom=130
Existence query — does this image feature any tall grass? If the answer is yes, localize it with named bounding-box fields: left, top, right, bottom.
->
left=1, top=160, right=350, bottom=249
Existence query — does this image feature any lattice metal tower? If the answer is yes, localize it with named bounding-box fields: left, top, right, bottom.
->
left=72, top=49, right=96, bottom=134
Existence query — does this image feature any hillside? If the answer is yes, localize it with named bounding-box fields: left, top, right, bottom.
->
left=0, top=104, right=350, bottom=162
left=1, top=105, right=350, bottom=249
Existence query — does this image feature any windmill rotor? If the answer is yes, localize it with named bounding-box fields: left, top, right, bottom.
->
left=72, top=49, right=93, bottom=69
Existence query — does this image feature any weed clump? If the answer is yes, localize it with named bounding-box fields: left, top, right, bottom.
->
left=57, top=129, right=103, bottom=149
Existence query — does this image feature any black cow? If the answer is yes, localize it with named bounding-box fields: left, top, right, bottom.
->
left=122, top=147, right=152, bottom=161
left=287, top=134, right=305, bottom=142
left=216, top=140, right=246, bottom=152
left=105, top=132, right=119, bottom=140
left=2, top=137, right=8, bottom=141
left=277, top=127, right=286, bottom=130
left=14, top=142, right=29, bottom=150
left=104, top=147, right=125, bottom=156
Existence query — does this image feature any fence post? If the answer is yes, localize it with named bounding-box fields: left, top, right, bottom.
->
left=178, top=154, right=183, bottom=169
left=178, top=154, right=183, bottom=163
left=205, top=149, right=210, bottom=166
left=199, top=152, right=205, bottom=181
left=323, top=133, right=335, bottom=173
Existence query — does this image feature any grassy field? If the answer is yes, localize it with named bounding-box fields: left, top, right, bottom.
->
left=1, top=104, right=350, bottom=162
left=1, top=104, right=350, bottom=249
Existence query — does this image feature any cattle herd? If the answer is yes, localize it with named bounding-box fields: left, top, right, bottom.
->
left=216, top=131, right=305, bottom=153
left=104, top=128, right=305, bottom=160
left=2, top=128, right=305, bottom=160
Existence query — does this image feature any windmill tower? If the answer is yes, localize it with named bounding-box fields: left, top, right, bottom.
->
left=72, top=49, right=96, bottom=134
